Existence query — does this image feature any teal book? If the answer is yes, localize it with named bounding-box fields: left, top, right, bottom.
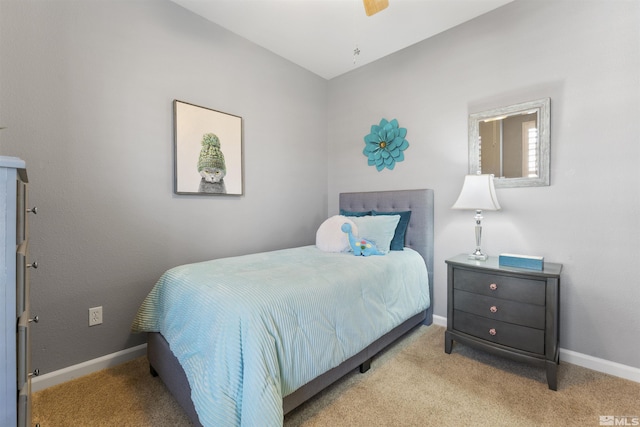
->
left=499, top=253, right=544, bottom=271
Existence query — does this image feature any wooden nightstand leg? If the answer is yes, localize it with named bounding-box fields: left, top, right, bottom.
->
left=545, top=360, right=558, bottom=391
left=444, top=331, right=453, bottom=354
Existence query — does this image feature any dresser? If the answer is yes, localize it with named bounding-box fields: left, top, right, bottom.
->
left=1, top=156, right=38, bottom=426
left=445, top=254, right=562, bottom=390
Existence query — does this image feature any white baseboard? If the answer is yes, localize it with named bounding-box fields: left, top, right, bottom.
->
left=32, top=319, right=640, bottom=392
left=432, top=314, right=447, bottom=327
left=32, top=343, right=147, bottom=392
left=560, top=348, right=640, bottom=383
left=430, top=315, right=639, bottom=384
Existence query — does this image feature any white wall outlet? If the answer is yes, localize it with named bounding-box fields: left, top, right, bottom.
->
left=89, top=306, right=103, bottom=326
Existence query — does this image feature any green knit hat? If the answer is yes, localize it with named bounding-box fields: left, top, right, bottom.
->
left=197, top=133, right=226, bottom=173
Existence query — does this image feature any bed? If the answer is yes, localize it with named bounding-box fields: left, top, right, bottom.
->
left=132, top=189, right=434, bottom=426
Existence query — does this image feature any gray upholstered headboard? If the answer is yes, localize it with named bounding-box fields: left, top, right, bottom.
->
left=339, top=189, right=434, bottom=325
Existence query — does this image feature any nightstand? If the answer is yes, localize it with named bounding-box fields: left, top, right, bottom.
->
left=445, top=254, right=562, bottom=390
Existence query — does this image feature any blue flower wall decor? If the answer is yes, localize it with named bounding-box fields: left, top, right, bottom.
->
left=363, top=118, right=409, bottom=171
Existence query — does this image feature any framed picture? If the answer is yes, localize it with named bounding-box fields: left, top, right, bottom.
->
left=174, top=100, right=243, bottom=195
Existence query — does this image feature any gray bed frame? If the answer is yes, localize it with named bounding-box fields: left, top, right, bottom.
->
left=147, top=189, right=435, bottom=425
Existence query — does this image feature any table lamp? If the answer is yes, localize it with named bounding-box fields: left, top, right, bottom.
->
left=452, top=173, right=501, bottom=261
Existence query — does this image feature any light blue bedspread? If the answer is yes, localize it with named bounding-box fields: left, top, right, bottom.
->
left=132, top=245, right=429, bottom=426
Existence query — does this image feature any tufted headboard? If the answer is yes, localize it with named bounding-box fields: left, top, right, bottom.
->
left=339, top=189, right=434, bottom=325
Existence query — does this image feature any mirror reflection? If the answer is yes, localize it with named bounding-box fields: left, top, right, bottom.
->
left=479, top=111, right=539, bottom=178
left=469, top=98, right=550, bottom=188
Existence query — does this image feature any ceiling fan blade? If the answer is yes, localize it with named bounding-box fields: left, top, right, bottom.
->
left=363, top=0, right=389, bottom=16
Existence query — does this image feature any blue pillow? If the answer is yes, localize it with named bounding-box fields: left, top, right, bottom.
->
left=349, top=215, right=400, bottom=254
left=340, top=209, right=372, bottom=217
left=372, top=210, right=411, bottom=251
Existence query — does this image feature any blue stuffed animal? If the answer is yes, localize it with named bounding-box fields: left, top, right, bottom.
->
left=341, top=223, right=384, bottom=256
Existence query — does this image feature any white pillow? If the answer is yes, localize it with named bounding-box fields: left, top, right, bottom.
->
left=316, top=215, right=358, bottom=253
left=350, top=215, right=400, bottom=254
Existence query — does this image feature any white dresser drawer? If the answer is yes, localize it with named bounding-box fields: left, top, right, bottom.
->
left=17, top=314, right=30, bottom=391
left=18, top=379, right=32, bottom=427
left=16, top=243, right=27, bottom=314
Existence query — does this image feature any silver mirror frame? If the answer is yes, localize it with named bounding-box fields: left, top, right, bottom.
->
left=469, top=98, right=550, bottom=188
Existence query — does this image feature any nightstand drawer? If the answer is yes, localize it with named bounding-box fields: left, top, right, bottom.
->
left=453, top=310, right=545, bottom=354
left=454, top=290, right=545, bottom=329
left=453, top=268, right=545, bottom=305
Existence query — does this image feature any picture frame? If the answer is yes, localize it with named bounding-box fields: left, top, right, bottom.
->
left=174, top=100, right=243, bottom=195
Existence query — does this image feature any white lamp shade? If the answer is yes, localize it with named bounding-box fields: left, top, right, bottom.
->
left=452, top=174, right=501, bottom=211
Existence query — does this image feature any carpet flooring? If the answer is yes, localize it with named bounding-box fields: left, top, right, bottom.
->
left=32, top=325, right=640, bottom=426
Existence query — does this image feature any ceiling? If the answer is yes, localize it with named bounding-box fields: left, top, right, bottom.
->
left=170, top=0, right=514, bottom=80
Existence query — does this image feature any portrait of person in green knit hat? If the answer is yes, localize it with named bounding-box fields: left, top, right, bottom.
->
left=197, top=132, right=227, bottom=193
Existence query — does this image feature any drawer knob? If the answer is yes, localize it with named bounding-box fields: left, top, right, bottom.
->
left=489, top=283, right=498, bottom=291
left=489, top=328, right=497, bottom=336
left=27, top=261, right=38, bottom=269
left=490, top=306, right=498, bottom=313
left=27, top=206, right=38, bottom=215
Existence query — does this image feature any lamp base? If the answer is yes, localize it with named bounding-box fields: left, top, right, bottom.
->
left=468, top=252, right=488, bottom=261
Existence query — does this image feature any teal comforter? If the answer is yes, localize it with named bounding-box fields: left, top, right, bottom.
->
left=132, top=245, right=429, bottom=426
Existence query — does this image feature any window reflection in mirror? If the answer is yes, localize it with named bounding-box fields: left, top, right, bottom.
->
left=479, top=111, right=538, bottom=178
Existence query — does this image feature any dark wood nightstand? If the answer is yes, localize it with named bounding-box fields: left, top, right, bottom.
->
left=445, top=254, right=562, bottom=390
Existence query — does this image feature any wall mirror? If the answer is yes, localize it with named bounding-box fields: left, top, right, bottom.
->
left=469, top=98, right=550, bottom=188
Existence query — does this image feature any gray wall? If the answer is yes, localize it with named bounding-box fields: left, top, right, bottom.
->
left=327, top=0, right=640, bottom=369
left=0, top=0, right=328, bottom=374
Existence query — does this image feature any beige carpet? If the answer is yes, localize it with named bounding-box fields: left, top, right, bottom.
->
left=33, top=325, right=639, bottom=426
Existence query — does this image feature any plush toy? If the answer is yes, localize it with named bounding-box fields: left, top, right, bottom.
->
left=341, top=223, right=384, bottom=256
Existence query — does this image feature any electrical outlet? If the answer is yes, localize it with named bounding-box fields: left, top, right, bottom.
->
left=89, top=306, right=103, bottom=326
